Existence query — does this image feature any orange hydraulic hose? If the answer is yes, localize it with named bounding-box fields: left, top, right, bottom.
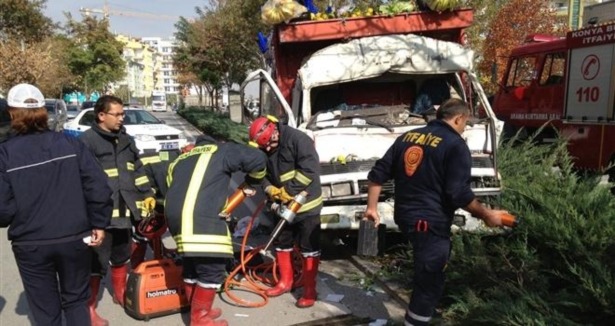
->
left=223, top=200, right=305, bottom=308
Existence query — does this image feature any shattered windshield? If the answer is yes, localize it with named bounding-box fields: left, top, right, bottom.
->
left=306, top=73, right=462, bottom=131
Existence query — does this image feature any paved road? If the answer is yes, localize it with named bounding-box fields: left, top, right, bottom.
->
left=0, top=111, right=406, bottom=325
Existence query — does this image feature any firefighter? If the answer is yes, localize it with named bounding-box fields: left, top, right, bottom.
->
left=0, top=83, right=112, bottom=326
left=248, top=115, right=323, bottom=308
left=365, top=99, right=507, bottom=326
left=79, top=95, right=157, bottom=325
left=130, top=148, right=182, bottom=269
left=165, top=134, right=267, bottom=326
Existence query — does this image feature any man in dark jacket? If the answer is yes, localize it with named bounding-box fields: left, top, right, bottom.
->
left=165, top=134, right=267, bottom=326
left=365, top=99, right=507, bottom=326
left=248, top=115, right=323, bottom=308
left=0, top=83, right=112, bottom=326
left=79, top=95, right=156, bottom=325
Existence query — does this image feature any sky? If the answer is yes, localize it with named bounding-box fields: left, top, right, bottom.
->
left=43, top=0, right=208, bottom=38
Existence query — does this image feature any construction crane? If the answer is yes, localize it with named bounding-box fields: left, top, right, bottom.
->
left=79, top=0, right=179, bottom=21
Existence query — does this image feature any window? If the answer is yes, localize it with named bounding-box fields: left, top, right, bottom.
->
left=539, top=52, right=566, bottom=86
left=506, top=56, right=537, bottom=87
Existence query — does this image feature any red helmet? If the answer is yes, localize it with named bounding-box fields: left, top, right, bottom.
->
left=248, top=115, right=278, bottom=148
left=137, top=213, right=167, bottom=240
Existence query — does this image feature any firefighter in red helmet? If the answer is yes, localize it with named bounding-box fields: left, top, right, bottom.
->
left=248, top=115, right=323, bottom=308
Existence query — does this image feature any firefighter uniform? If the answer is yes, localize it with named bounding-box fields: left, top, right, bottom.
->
left=262, top=124, right=323, bottom=252
left=368, top=119, right=475, bottom=326
left=0, top=131, right=112, bottom=326
left=165, top=135, right=267, bottom=282
left=80, top=124, right=155, bottom=268
left=165, top=135, right=266, bottom=325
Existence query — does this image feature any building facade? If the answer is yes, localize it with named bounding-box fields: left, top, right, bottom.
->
left=115, top=34, right=157, bottom=99
left=141, top=37, right=180, bottom=94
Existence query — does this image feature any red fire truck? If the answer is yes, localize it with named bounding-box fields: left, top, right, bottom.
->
left=493, top=19, right=615, bottom=176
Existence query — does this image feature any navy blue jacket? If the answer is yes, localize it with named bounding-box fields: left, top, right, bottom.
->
left=0, top=131, right=112, bottom=244
left=368, top=120, right=474, bottom=235
left=262, top=125, right=322, bottom=220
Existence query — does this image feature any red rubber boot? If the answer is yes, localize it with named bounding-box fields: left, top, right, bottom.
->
left=190, top=286, right=227, bottom=326
left=296, top=256, right=319, bottom=308
left=111, top=264, right=128, bottom=306
left=88, top=276, right=109, bottom=326
left=265, top=249, right=294, bottom=297
left=184, top=280, right=221, bottom=319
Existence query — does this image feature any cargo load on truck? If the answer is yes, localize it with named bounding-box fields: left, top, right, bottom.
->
left=234, top=6, right=503, bottom=231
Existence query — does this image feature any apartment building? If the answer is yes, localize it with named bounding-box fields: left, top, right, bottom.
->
left=141, top=37, right=180, bottom=94
left=115, top=34, right=157, bottom=98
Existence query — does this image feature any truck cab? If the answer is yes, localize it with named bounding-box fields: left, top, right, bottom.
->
left=235, top=9, right=503, bottom=231
left=493, top=20, right=615, bottom=173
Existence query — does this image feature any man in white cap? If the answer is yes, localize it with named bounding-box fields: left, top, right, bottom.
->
left=0, top=83, right=113, bottom=326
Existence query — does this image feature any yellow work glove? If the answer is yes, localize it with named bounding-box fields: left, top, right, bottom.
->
left=265, top=186, right=294, bottom=204
left=141, top=197, right=157, bottom=218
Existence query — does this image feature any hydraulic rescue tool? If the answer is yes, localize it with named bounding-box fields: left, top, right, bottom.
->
left=260, top=191, right=308, bottom=258
left=501, top=212, right=519, bottom=228
left=219, top=183, right=256, bottom=221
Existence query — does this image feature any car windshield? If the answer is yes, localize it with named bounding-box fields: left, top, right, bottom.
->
left=44, top=103, right=55, bottom=114
left=67, top=105, right=79, bottom=112
left=124, top=110, right=162, bottom=125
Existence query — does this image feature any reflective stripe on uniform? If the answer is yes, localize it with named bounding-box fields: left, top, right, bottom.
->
left=299, top=195, right=322, bottom=213
left=112, top=208, right=131, bottom=218
left=175, top=242, right=233, bottom=255
left=105, top=168, right=118, bottom=177
left=280, top=170, right=295, bottom=182
left=406, top=309, right=432, bottom=323
left=140, top=156, right=161, bottom=165
left=127, top=162, right=134, bottom=171
left=248, top=168, right=266, bottom=179
left=294, top=171, right=311, bottom=185
left=135, top=175, right=149, bottom=186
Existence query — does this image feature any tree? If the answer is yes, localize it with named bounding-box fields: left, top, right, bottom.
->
left=0, top=0, right=54, bottom=43
left=476, top=0, right=565, bottom=94
left=63, top=16, right=126, bottom=94
left=0, top=36, right=75, bottom=97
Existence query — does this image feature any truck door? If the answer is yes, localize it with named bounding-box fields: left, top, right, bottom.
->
left=235, top=69, right=296, bottom=128
left=494, top=55, right=538, bottom=123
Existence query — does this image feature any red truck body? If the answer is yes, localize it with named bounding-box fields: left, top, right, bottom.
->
left=493, top=21, right=615, bottom=173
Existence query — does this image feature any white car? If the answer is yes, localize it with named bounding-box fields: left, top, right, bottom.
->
left=64, top=108, right=188, bottom=153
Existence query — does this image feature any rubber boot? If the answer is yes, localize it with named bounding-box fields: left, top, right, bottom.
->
left=190, top=286, right=227, bottom=326
left=88, top=276, right=109, bottom=326
left=130, top=240, right=147, bottom=270
left=111, top=264, right=128, bottom=306
left=184, top=281, right=221, bottom=319
left=296, top=256, right=319, bottom=308
left=265, top=249, right=294, bottom=297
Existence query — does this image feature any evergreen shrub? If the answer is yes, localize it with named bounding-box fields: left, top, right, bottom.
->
left=178, top=106, right=248, bottom=143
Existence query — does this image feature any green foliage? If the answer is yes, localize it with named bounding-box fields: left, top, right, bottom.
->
left=441, top=135, right=615, bottom=324
left=64, top=16, right=125, bottom=93
left=0, top=0, right=54, bottom=43
left=178, top=107, right=248, bottom=144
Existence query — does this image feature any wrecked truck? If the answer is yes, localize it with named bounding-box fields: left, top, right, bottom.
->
left=233, top=8, right=503, bottom=231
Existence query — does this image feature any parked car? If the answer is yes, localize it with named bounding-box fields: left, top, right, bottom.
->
left=63, top=107, right=188, bottom=153
left=66, top=104, right=81, bottom=121
left=0, top=98, right=10, bottom=142
left=44, top=99, right=68, bottom=132
left=80, top=101, right=96, bottom=110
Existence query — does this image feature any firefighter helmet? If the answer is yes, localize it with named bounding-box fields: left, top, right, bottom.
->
left=137, top=213, right=167, bottom=240
left=249, top=115, right=278, bottom=148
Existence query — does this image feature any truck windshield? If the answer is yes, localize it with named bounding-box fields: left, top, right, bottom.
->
left=152, top=96, right=165, bottom=102
left=307, top=73, right=462, bottom=130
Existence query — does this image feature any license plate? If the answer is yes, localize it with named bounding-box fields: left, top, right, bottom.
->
left=161, top=142, right=179, bottom=150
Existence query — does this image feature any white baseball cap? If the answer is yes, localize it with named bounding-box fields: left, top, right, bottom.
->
left=7, top=83, right=45, bottom=109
